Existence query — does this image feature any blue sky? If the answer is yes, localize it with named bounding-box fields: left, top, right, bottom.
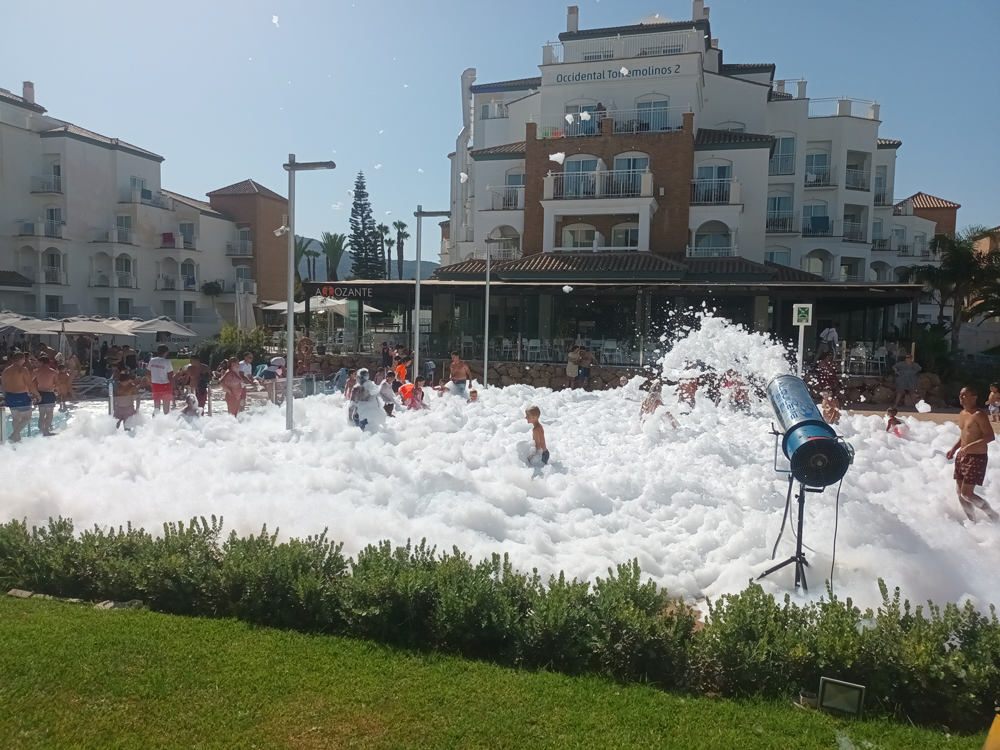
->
left=3, top=0, right=997, bottom=253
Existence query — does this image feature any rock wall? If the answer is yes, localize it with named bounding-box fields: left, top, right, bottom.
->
left=837, top=373, right=946, bottom=408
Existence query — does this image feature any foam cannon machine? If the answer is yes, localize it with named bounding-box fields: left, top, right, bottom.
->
left=759, top=375, right=853, bottom=592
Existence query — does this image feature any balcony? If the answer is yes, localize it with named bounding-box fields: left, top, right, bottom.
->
left=686, top=244, right=739, bottom=258
left=89, top=273, right=112, bottom=287
left=842, top=221, right=867, bottom=243
left=92, top=227, right=134, bottom=244
left=15, top=220, right=65, bottom=238
left=548, top=169, right=651, bottom=200
left=532, top=105, right=688, bottom=139
left=156, top=275, right=178, bottom=291
left=115, top=273, right=138, bottom=289
left=226, top=239, right=254, bottom=256
left=871, top=238, right=891, bottom=252
left=765, top=211, right=798, bottom=233
left=802, top=216, right=833, bottom=237
left=481, top=101, right=510, bottom=120
left=30, top=175, right=62, bottom=193
left=120, top=188, right=172, bottom=209
left=804, top=165, right=835, bottom=188
left=545, top=29, right=697, bottom=64
left=690, top=178, right=739, bottom=205
left=808, top=97, right=880, bottom=120
left=874, top=188, right=892, bottom=206
left=182, top=275, right=199, bottom=291
left=159, top=232, right=198, bottom=250
left=845, top=169, right=870, bottom=191
left=223, top=279, right=257, bottom=294
left=768, top=153, right=795, bottom=176
left=470, top=245, right=523, bottom=261
left=488, top=186, right=525, bottom=211
left=39, top=266, right=67, bottom=285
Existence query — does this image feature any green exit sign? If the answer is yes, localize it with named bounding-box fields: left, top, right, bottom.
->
left=794, top=304, right=813, bottom=326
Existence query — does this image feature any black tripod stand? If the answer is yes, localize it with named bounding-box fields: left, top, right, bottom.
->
left=758, top=477, right=821, bottom=593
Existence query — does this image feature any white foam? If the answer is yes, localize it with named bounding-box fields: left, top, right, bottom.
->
left=3, top=316, right=998, bottom=612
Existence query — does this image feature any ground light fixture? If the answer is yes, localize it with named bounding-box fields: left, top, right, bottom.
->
left=817, top=677, right=865, bottom=717
left=283, top=154, right=336, bottom=430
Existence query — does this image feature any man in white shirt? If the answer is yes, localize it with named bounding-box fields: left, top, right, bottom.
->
left=147, top=345, right=175, bottom=414
left=237, top=352, right=255, bottom=383
left=816, top=322, right=839, bottom=360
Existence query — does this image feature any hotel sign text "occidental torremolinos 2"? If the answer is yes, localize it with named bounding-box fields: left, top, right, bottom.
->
left=554, top=63, right=684, bottom=84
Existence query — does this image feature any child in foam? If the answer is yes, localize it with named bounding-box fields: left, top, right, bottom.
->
left=408, top=376, right=428, bottom=410
left=347, top=368, right=385, bottom=432
left=525, top=405, right=549, bottom=465
left=885, top=407, right=908, bottom=439
left=820, top=389, right=841, bottom=425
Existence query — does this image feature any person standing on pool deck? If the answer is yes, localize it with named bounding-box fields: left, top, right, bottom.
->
left=2, top=352, right=39, bottom=442
left=147, top=345, right=175, bottom=415
left=33, top=355, right=58, bottom=436
left=449, top=351, right=472, bottom=398
left=946, top=386, right=1000, bottom=523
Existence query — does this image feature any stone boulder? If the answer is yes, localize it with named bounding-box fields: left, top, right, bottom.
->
left=871, top=385, right=895, bottom=404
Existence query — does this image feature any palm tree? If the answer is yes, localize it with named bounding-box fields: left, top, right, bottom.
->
left=304, top=248, right=321, bottom=281
left=899, top=226, right=1000, bottom=351
left=393, top=220, right=410, bottom=280
left=375, top=223, right=390, bottom=280
left=293, top=235, right=311, bottom=283
left=318, top=231, right=348, bottom=282
left=385, top=238, right=395, bottom=278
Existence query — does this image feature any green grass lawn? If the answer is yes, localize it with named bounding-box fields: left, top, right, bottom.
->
left=0, top=596, right=984, bottom=750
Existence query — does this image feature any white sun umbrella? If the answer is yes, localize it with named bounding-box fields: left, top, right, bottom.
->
left=58, top=317, right=129, bottom=336
left=235, top=291, right=256, bottom=331
left=0, top=314, right=57, bottom=336
left=111, top=317, right=197, bottom=337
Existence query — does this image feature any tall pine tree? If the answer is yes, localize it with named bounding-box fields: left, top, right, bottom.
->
left=348, top=171, right=382, bottom=279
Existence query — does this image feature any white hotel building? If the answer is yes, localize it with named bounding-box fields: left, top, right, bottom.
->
left=436, top=3, right=960, bottom=338
left=0, top=82, right=290, bottom=340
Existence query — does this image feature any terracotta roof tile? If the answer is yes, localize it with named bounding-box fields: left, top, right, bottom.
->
left=0, top=270, right=34, bottom=288
left=764, top=262, right=824, bottom=282
left=683, top=257, right=774, bottom=278
left=470, top=77, right=541, bottom=94
left=434, top=259, right=490, bottom=278
left=695, top=128, right=775, bottom=147
left=160, top=189, right=228, bottom=217
left=40, top=123, right=163, bottom=161
left=503, top=252, right=685, bottom=275
left=206, top=179, right=285, bottom=201
left=0, top=87, right=46, bottom=113
left=877, top=138, right=902, bottom=149
left=470, top=141, right=526, bottom=159
left=895, top=191, right=961, bottom=210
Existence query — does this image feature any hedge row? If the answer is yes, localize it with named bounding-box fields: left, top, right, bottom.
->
left=1, top=516, right=997, bottom=732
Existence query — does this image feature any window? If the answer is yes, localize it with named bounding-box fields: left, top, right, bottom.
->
left=45, top=207, right=62, bottom=236
left=767, top=195, right=792, bottom=214
left=804, top=152, right=830, bottom=185
left=766, top=195, right=794, bottom=232
left=179, top=222, right=195, bottom=239
left=45, top=296, right=61, bottom=315
left=561, top=157, right=598, bottom=198
left=235, top=265, right=252, bottom=280
left=803, top=256, right=825, bottom=275
left=46, top=251, right=61, bottom=269
left=615, top=156, right=649, bottom=173
left=697, top=164, right=732, bottom=180
left=95, top=297, right=110, bottom=316
left=130, top=176, right=146, bottom=191
left=183, top=301, right=195, bottom=324
left=238, top=227, right=251, bottom=242
left=769, top=137, right=795, bottom=175
left=162, top=300, right=177, bottom=318
left=118, top=298, right=132, bottom=317
left=802, top=203, right=830, bottom=235
left=694, top=223, right=731, bottom=249
left=116, top=214, right=132, bottom=243
left=765, top=248, right=791, bottom=266
left=872, top=219, right=883, bottom=239
left=505, top=173, right=525, bottom=187
left=115, top=256, right=132, bottom=274
left=611, top=224, right=639, bottom=248
left=562, top=226, right=596, bottom=248
left=637, top=100, right=671, bottom=131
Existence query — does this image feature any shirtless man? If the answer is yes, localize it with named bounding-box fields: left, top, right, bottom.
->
left=34, top=356, right=59, bottom=436
left=186, top=354, right=211, bottom=411
left=2, top=352, right=39, bottom=442
left=448, top=351, right=472, bottom=399
left=946, top=387, right=1000, bottom=522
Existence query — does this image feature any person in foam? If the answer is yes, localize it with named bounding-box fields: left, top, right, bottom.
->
left=525, top=405, right=549, bottom=465
left=2, top=352, right=38, bottom=442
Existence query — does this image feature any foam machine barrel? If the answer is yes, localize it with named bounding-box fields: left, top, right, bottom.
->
left=767, top=375, right=852, bottom=487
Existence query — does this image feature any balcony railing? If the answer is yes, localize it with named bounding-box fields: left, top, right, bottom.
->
left=802, top=216, right=834, bottom=237
left=223, top=279, right=257, bottom=294
left=40, top=266, right=67, bottom=284
left=842, top=221, right=867, bottom=243
left=90, top=273, right=112, bottom=287
left=804, top=164, right=834, bottom=187
left=690, top=178, right=737, bottom=205
left=120, top=188, right=172, bottom=209
left=872, top=238, right=891, bottom=251
left=159, top=232, right=198, bottom=250
left=532, top=105, right=688, bottom=139
left=116, top=273, right=137, bottom=289
left=226, top=240, right=254, bottom=256
left=182, top=275, right=199, bottom=291
left=845, top=169, right=870, bottom=191
left=481, top=101, right=510, bottom=120
left=549, top=29, right=695, bottom=64
left=31, top=175, right=62, bottom=193
left=470, top=244, right=523, bottom=261
left=874, top=188, right=892, bottom=206
left=551, top=169, right=650, bottom=199
left=92, top=227, right=134, bottom=244
left=489, top=186, right=525, bottom=210
left=766, top=211, right=798, bottom=233
left=686, top=244, right=739, bottom=258
left=14, top=220, right=65, bottom=237
left=156, top=275, right=177, bottom=291
left=769, top=153, right=795, bottom=175
left=808, top=97, right=879, bottom=119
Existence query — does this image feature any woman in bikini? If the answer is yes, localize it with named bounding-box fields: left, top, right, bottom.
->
left=220, top=358, right=246, bottom=417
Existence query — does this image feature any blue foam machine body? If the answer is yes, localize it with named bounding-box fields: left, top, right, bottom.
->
left=767, top=375, right=852, bottom=487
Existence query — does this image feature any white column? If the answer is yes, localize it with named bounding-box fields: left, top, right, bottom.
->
left=542, top=210, right=556, bottom=253
left=638, top=203, right=652, bottom=251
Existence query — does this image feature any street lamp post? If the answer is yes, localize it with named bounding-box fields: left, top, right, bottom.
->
left=281, top=154, right=336, bottom=431
left=482, top=237, right=500, bottom=388
left=411, top=206, right=449, bottom=380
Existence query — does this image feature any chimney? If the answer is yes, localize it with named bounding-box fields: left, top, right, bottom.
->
left=710, top=38, right=719, bottom=48
left=797, top=80, right=807, bottom=99
left=22, top=81, right=35, bottom=104
left=567, top=5, right=579, bottom=33
left=703, top=6, right=710, bottom=19
left=775, top=80, right=785, bottom=95
left=692, top=0, right=703, bottom=20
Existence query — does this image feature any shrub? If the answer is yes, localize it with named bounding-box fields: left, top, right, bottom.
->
left=1, top=516, right=997, bottom=732
left=194, top=324, right=268, bottom=370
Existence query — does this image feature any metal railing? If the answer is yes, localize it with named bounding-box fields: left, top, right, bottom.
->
left=803, top=164, right=834, bottom=187
left=871, top=238, right=891, bottom=251
left=874, top=188, right=892, bottom=206
left=481, top=101, right=510, bottom=119
left=895, top=243, right=912, bottom=257
left=808, top=97, right=879, bottom=119
left=156, top=275, right=177, bottom=291
left=223, top=279, right=257, bottom=294
left=121, top=188, right=171, bottom=208
left=489, top=186, right=525, bottom=210
left=845, top=169, right=870, bottom=191
left=802, top=216, right=834, bottom=237
left=116, top=272, right=137, bottom=288
left=554, top=29, right=693, bottom=63
left=553, top=169, right=646, bottom=199
left=92, top=227, right=134, bottom=244
left=89, top=273, right=112, bottom=287
left=182, top=275, right=199, bottom=291
left=769, top=153, right=795, bottom=175
left=470, top=244, right=523, bottom=261
left=686, top=244, right=739, bottom=258
left=532, top=105, right=688, bottom=138
left=31, top=175, right=62, bottom=193
left=842, top=221, right=867, bottom=243
left=766, top=210, right=798, bottom=233
left=41, top=266, right=66, bottom=284
left=226, top=240, right=254, bottom=256
left=690, top=178, right=734, bottom=204
left=15, top=220, right=65, bottom=237
left=840, top=273, right=865, bottom=283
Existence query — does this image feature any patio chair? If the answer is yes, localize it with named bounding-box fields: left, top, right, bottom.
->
left=461, top=335, right=474, bottom=358
left=873, top=346, right=888, bottom=374
left=501, top=338, right=513, bottom=360
left=602, top=340, right=618, bottom=365
left=526, top=339, right=541, bottom=361
left=71, top=375, right=109, bottom=400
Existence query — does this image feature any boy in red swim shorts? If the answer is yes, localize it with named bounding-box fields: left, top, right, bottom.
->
left=946, top=387, right=1000, bottom=523
left=146, top=345, right=175, bottom=415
